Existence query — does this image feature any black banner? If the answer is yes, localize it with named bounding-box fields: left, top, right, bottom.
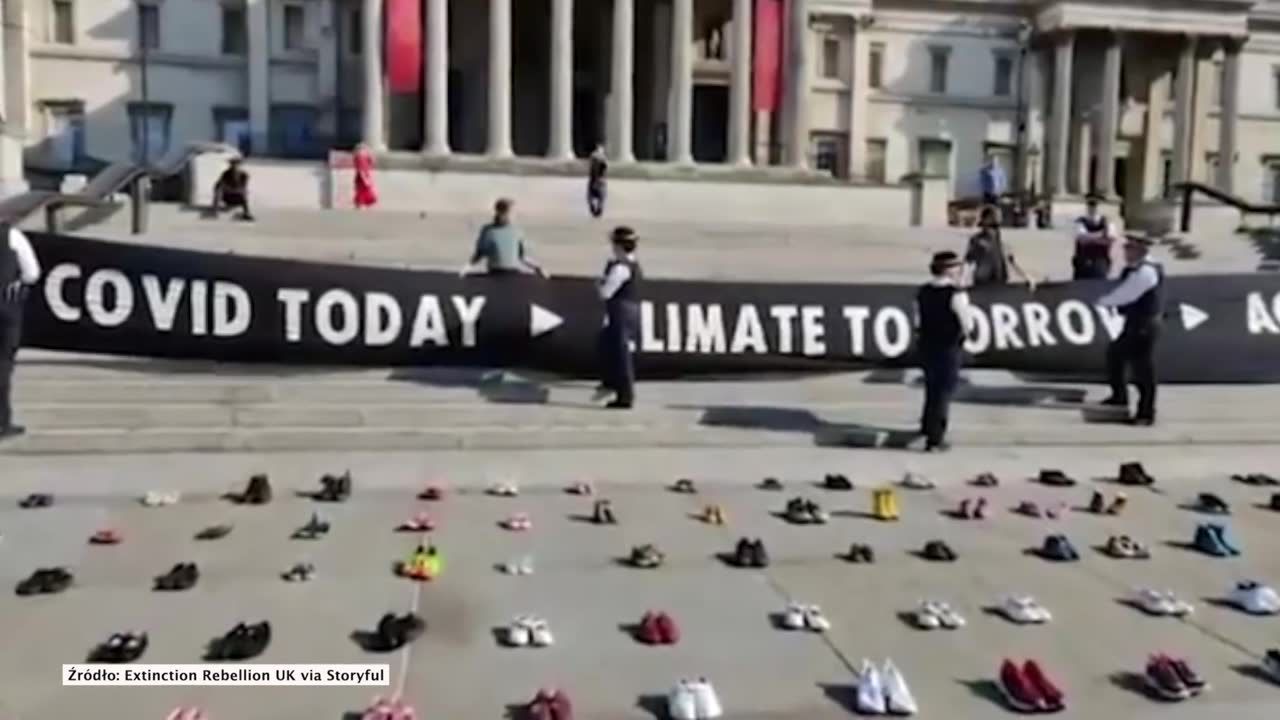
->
left=20, top=232, right=1280, bottom=383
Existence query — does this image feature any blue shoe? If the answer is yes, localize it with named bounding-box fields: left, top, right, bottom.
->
left=1211, top=524, right=1242, bottom=556
left=1194, top=525, right=1229, bottom=557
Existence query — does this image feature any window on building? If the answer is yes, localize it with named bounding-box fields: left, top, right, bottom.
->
left=928, top=46, right=951, bottom=94
left=984, top=143, right=1016, bottom=182
left=811, top=133, right=847, bottom=178
left=1264, top=157, right=1280, bottom=204
left=51, top=0, right=74, bottom=44
left=347, top=8, right=363, bottom=55
left=41, top=101, right=85, bottom=168
left=221, top=6, right=247, bottom=55
left=138, top=2, right=160, bottom=50
left=918, top=138, right=952, bottom=177
left=993, top=53, right=1014, bottom=97
left=869, top=43, right=884, bottom=89
left=283, top=3, right=306, bottom=51
left=270, top=105, right=319, bottom=158
left=128, top=102, right=172, bottom=164
left=213, top=107, right=251, bottom=155
left=865, top=138, right=887, bottom=183
left=820, top=35, right=841, bottom=80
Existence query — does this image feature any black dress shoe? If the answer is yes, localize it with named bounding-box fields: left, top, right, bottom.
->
left=605, top=399, right=633, bottom=409
left=240, top=474, right=272, bottom=505
left=732, top=538, right=752, bottom=567
left=1129, top=416, right=1155, bottom=427
left=0, top=425, right=26, bottom=440
left=1099, top=396, right=1129, bottom=407
left=750, top=539, right=770, bottom=568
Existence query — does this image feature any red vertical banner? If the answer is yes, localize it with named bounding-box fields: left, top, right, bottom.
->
left=752, top=0, right=784, bottom=112
left=386, top=0, right=423, bottom=94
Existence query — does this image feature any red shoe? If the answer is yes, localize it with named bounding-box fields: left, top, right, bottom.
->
left=656, top=611, right=680, bottom=645
left=548, top=688, right=573, bottom=720
left=417, top=486, right=443, bottom=501
left=528, top=690, right=555, bottom=720
left=90, top=529, right=122, bottom=545
left=637, top=612, right=663, bottom=645
left=1023, top=660, right=1065, bottom=712
left=998, top=659, right=1042, bottom=713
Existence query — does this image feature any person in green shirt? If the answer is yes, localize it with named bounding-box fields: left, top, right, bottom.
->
left=460, top=198, right=547, bottom=277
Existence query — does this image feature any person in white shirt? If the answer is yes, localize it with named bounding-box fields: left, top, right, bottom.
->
left=1072, top=194, right=1117, bottom=280
left=1, top=225, right=41, bottom=439
left=914, top=251, right=976, bottom=451
left=1097, top=234, right=1163, bottom=425
left=593, top=226, right=642, bottom=409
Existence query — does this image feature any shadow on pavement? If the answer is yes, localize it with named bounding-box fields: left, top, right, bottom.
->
left=686, top=404, right=918, bottom=450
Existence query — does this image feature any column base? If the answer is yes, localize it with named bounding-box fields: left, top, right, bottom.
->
left=423, top=145, right=452, bottom=158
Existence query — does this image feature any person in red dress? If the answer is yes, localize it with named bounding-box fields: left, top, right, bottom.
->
left=353, top=143, right=378, bottom=209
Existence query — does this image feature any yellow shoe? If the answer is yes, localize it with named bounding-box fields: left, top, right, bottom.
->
left=883, top=489, right=901, bottom=521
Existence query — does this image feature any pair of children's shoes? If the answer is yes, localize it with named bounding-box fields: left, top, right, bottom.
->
left=668, top=678, right=722, bottom=720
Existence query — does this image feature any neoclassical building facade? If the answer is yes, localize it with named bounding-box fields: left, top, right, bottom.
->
left=3, top=0, right=1280, bottom=204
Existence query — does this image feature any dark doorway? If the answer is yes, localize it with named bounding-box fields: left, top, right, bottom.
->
left=1114, top=157, right=1127, bottom=199
left=573, top=87, right=597, bottom=158
left=447, top=69, right=465, bottom=152
left=692, top=84, right=728, bottom=163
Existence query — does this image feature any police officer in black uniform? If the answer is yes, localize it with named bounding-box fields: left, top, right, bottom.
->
left=595, top=226, right=642, bottom=409
left=1072, top=194, right=1116, bottom=280
left=915, top=251, right=974, bottom=452
left=1, top=222, right=41, bottom=440
left=1097, top=234, right=1164, bottom=425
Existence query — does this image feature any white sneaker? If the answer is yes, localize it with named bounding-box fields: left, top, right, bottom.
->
left=529, top=618, right=555, bottom=647
left=901, top=473, right=935, bottom=490
left=934, top=601, right=966, bottom=629
left=692, top=678, right=723, bottom=719
left=1164, top=591, right=1194, bottom=617
left=504, top=617, right=531, bottom=647
left=882, top=659, right=919, bottom=715
left=1230, top=581, right=1280, bottom=615
left=1000, top=596, right=1049, bottom=624
left=782, top=603, right=805, bottom=630
left=667, top=680, right=697, bottom=720
left=913, top=600, right=942, bottom=630
left=1135, top=588, right=1174, bottom=616
left=803, top=605, right=831, bottom=632
left=855, top=659, right=888, bottom=714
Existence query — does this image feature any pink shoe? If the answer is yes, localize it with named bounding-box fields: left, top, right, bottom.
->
left=361, top=697, right=392, bottom=720
left=502, top=513, right=532, bottom=531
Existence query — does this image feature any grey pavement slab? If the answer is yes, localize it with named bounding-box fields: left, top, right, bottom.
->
left=3, top=460, right=1280, bottom=719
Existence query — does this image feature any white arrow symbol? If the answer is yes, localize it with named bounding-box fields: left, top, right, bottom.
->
left=530, top=304, right=564, bottom=338
left=1180, top=303, right=1209, bottom=331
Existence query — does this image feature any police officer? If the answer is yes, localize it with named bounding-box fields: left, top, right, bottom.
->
left=1097, top=234, right=1164, bottom=425
left=915, top=251, right=975, bottom=452
left=1072, top=194, right=1116, bottom=280
left=595, top=226, right=642, bottom=409
left=1, top=222, right=41, bottom=440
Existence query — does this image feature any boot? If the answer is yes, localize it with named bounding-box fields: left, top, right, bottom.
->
left=243, top=474, right=272, bottom=505
left=1089, top=491, right=1105, bottom=514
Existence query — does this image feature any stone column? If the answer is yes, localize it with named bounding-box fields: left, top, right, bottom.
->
left=361, top=0, right=386, bottom=150
left=1189, top=44, right=1215, bottom=182
left=727, top=0, right=752, bottom=166
left=668, top=0, right=694, bottom=164
left=1217, top=38, right=1242, bottom=192
left=1095, top=30, right=1122, bottom=196
left=847, top=17, right=871, bottom=180
left=316, top=0, right=338, bottom=137
left=249, top=0, right=272, bottom=153
left=1141, top=61, right=1170, bottom=199
left=609, top=0, right=635, bottom=162
left=547, top=0, right=573, bottom=159
left=424, top=0, right=450, bottom=155
left=1048, top=32, right=1074, bottom=196
left=0, top=0, right=26, bottom=195
left=785, top=0, right=810, bottom=168
left=1170, top=35, right=1196, bottom=187
left=487, top=0, right=513, bottom=157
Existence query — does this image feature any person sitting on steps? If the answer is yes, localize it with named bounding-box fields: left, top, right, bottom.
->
left=212, top=158, right=254, bottom=221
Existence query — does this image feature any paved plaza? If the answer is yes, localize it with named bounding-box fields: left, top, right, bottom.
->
left=2, top=207, right=1279, bottom=718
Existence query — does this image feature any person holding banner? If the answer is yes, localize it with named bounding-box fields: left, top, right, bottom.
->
left=915, top=251, right=975, bottom=452
left=460, top=199, right=547, bottom=277
left=594, top=226, right=643, bottom=409
left=1, top=223, right=41, bottom=440
left=1097, top=234, right=1164, bottom=426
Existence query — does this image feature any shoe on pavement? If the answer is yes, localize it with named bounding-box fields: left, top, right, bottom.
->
left=691, top=678, right=722, bottom=719
left=1000, top=596, right=1050, bottom=625
left=934, top=601, right=965, bottom=629
left=882, top=659, right=919, bottom=715
left=528, top=618, right=555, bottom=647
left=802, top=605, right=831, bottom=632
left=913, top=600, right=942, bottom=630
left=1145, top=655, right=1190, bottom=701
left=667, top=680, right=698, bottom=720
left=1166, top=655, right=1208, bottom=696
left=1089, top=491, right=1106, bottom=514
left=504, top=617, right=532, bottom=647
left=1210, top=524, right=1242, bottom=556
left=1193, top=524, right=1230, bottom=557
left=750, top=539, right=770, bottom=568
left=1118, top=462, right=1155, bottom=486
left=1038, top=469, right=1076, bottom=487
left=901, top=473, right=934, bottom=490
left=855, top=659, right=889, bottom=715
left=637, top=612, right=664, bottom=645
left=998, top=660, right=1043, bottom=713
left=655, top=612, right=680, bottom=645
left=1229, top=581, right=1280, bottom=615
left=781, top=603, right=805, bottom=630
left=1022, top=660, right=1065, bottom=712
left=1106, top=493, right=1128, bottom=515
left=922, top=540, right=956, bottom=562
left=1263, top=649, right=1280, bottom=681
left=1197, top=493, right=1231, bottom=514
left=824, top=474, right=853, bottom=491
